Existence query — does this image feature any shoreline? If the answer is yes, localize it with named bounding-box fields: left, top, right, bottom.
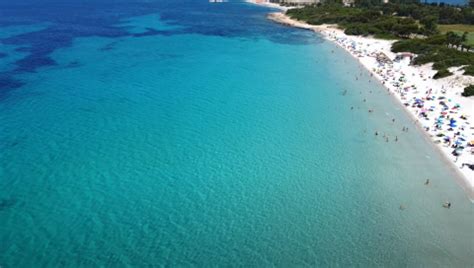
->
left=247, top=2, right=474, bottom=200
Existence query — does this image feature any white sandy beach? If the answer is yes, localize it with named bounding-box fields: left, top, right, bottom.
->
left=245, top=0, right=291, bottom=10
left=247, top=1, right=474, bottom=199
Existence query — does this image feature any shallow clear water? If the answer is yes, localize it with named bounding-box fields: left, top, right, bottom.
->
left=0, top=1, right=473, bottom=266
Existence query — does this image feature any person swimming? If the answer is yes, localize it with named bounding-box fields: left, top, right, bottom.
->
left=443, top=201, right=451, bottom=209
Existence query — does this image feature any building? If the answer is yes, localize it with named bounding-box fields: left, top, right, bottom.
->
left=342, top=0, right=355, bottom=6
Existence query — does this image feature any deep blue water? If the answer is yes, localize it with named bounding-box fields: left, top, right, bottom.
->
left=0, top=0, right=473, bottom=266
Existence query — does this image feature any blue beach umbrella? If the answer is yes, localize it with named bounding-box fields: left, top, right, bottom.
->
left=449, top=119, right=457, bottom=127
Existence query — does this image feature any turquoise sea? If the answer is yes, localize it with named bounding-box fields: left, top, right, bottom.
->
left=0, top=0, right=473, bottom=266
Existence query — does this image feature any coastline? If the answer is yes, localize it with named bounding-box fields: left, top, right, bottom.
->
left=247, top=2, right=474, bottom=200
left=244, top=0, right=290, bottom=11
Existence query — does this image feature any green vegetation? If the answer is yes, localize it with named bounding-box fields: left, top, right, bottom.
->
left=463, top=65, right=474, bottom=75
left=378, top=2, right=474, bottom=25
left=286, top=4, right=360, bottom=26
left=445, top=31, right=472, bottom=51
left=462, top=84, right=474, bottom=96
left=433, top=69, right=453, bottom=79
left=438, top=24, right=474, bottom=46
left=391, top=35, right=474, bottom=77
left=287, top=1, right=474, bottom=37
left=352, top=0, right=474, bottom=24
left=286, top=1, right=474, bottom=81
left=286, top=5, right=422, bottom=38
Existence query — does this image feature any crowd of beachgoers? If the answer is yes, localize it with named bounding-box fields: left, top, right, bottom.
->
left=246, top=1, right=474, bottom=197
left=324, top=30, right=474, bottom=184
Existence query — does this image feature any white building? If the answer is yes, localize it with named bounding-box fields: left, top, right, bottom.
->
left=342, top=0, right=355, bottom=6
